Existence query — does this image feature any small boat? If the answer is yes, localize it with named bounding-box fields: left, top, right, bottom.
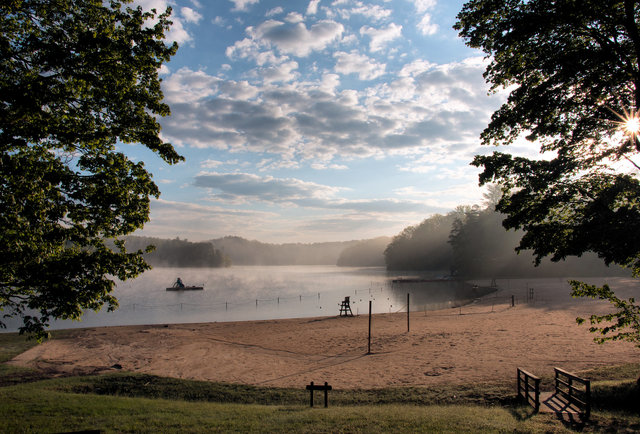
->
left=166, top=278, right=204, bottom=291
left=392, top=276, right=456, bottom=283
left=166, top=285, right=204, bottom=291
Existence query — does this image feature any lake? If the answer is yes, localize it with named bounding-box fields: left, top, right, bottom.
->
left=5, top=266, right=493, bottom=331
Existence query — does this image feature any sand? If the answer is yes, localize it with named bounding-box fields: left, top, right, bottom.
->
left=9, top=277, right=640, bottom=389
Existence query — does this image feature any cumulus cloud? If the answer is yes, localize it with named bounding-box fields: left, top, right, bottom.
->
left=417, top=14, right=438, bottom=35
left=159, top=56, right=502, bottom=162
left=333, top=50, right=386, bottom=80
left=266, top=6, right=284, bottom=16
left=333, top=2, right=392, bottom=21
left=230, top=0, right=259, bottom=12
left=251, top=19, right=345, bottom=57
left=255, top=60, right=300, bottom=84
left=285, top=12, right=304, bottom=23
left=306, top=0, right=321, bottom=15
left=411, top=0, right=438, bottom=35
left=181, top=7, right=202, bottom=24
left=413, top=0, right=437, bottom=14
left=359, top=23, right=402, bottom=52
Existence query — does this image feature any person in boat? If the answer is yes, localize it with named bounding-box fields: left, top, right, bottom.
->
left=175, top=277, right=185, bottom=288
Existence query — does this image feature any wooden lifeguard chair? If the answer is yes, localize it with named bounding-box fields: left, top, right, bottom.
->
left=339, top=296, right=354, bottom=317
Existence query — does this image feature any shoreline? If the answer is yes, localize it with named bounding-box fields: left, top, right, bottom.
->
left=9, top=277, right=640, bottom=389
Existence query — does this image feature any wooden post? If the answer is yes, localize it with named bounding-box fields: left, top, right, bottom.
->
left=511, top=295, right=515, bottom=307
left=306, top=382, right=332, bottom=408
left=367, top=300, right=372, bottom=354
left=407, top=293, right=410, bottom=332
left=324, top=381, right=329, bottom=408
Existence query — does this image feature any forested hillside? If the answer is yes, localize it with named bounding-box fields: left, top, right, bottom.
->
left=211, top=236, right=360, bottom=265
left=385, top=201, right=628, bottom=278
left=336, top=237, right=390, bottom=266
left=122, top=236, right=230, bottom=268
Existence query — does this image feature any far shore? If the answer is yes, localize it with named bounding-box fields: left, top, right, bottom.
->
left=9, top=277, right=640, bottom=389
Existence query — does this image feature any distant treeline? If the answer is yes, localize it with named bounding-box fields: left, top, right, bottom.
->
left=122, top=193, right=629, bottom=276
left=336, top=237, right=390, bottom=267
left=122, top=236, right=230, bottom=268
left=385, top=201, right=629, bottom=278
left=210, top=236, right=369, bottom=266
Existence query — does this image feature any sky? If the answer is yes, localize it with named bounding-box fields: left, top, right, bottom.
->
left=125, top=0, right=528, bottom=244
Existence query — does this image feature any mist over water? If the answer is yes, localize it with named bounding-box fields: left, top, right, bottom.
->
left=4, top=266, right=492, bottom=331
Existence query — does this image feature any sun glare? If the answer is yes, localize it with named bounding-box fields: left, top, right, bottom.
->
left=624, top=116, right=640, bottom=135
left=610, top=106, right=640, bottom=141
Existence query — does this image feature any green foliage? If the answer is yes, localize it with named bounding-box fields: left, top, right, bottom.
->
left=456, top=0, right=640, bottom=343
left=121, top=236, right=231, bottom=268
left=384, top=214, right=455, bottom=271
left=571, top=281, right=640, bottom=346
left=456, top=0, right=640, bottom=274
left=337, top=237, right=390, bottom=267
left=1, top=0, right=181, bottom=339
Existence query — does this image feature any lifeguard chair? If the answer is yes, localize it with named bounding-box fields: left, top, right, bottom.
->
left=339, top=296, right=353, bottom=317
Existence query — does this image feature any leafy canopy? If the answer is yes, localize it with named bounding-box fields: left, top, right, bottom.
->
left=455, top=0, right=640, bottom=345
left=0, top=0, right=182, bottom=339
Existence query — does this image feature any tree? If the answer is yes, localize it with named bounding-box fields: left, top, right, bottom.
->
left=1, top=0, right=182, bottom=339
left=455, top=0, right=640, bottom=346
left=384, top=214, right=455, bottom=271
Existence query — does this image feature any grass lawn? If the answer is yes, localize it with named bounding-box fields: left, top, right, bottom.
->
left=1, top=332, right=639, bottom=433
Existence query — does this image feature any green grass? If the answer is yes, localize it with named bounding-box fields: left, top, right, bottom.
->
left=1, top=331, right=639, bottom=432
left=0, top=380, right=568, bottom=433
left=0, top=331, right=39, bottom=363
left=60, top=372, right=515, bottom=407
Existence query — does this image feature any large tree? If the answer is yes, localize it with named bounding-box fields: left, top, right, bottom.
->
left=455, top=0, right=640, bottom=345
left=1, top=0, right=182, bottom=339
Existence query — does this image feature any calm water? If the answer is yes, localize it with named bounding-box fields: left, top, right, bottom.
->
left=6, top=266, right=490, bottom=330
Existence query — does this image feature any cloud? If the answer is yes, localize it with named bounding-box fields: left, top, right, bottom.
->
left=359, top=23, right=402, bottom=52
left=194, top=172, right=342, bottom=204
left=417, top=14, right=438, bottom=35
left=266, top=6, right=284, bottom=16
left=159, top=57, right=503, bottom=163
left=251, top=61, right=300, bottom=84
left=181, top=7, right=202, bottom=24
left=412, top=0, right=437, bottom=14
left=133, top=0, right=196, bottom=44
left=285, top=12, right=304, bottom=23
left=230, top=0, right=259, bottom=12
left=193, top=172, right=436, bottom=215
left=333, top=50, right=386, bottom=80
left=306, top=0, right=321, bottom=15
left=140, top=199, right=279, bottom=241
left=332, top=2, right=392, bottom=21
left=250, top=19, right=345, bottom=57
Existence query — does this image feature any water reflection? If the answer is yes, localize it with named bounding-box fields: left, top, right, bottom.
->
left=3, top=266, right=493, bottom=331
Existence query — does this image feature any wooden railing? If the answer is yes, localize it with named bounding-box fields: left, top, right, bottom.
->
left=517, top=367, right=540, bottom=411
left=554, top=367, right=591, bottom=419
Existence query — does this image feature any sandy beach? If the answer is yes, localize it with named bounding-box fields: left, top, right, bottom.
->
left=9, top=277, right=640, bottom=389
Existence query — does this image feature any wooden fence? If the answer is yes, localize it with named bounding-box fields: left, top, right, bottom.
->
left=517, top=367, right=541, bottom=411
left=554, top=367, right=591, bottom=419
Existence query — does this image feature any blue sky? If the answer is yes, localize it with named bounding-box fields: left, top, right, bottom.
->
left=127, top=0, right=521, bottom=243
